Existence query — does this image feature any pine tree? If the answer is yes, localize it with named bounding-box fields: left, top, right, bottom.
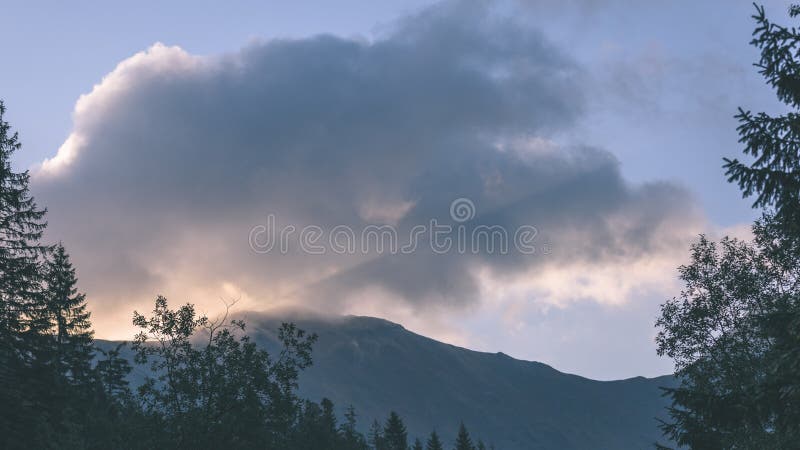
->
left=43, top=243, right=93, bottom=382
left=724, top=4, right=800, bottom=234
left=412, top=437, right=423, bottom=450
left=0, top=101, right=48, bottom=343
left=320, top=398, right=339, bottom=445
left=475, top=440, right=487, bottom=450
left=382, top=411, right=408, bottom=450
left=453, top=422, right=474, bottom=450
left=94, top=343, right=133, bottom=402
left=369, top=419, right=384, bottom=450
left=426, top=430, right=444, bottom=450
left=340, top=404, right=369, bottom=450
left=293, top=400, right=326, bottom=449
left=0, top=101, right=49, bottom=448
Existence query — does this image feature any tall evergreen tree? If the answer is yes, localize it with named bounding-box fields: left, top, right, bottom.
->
left=26, top=243, right=101, bottom=448
left=657, top=4, right=800, bottom=448
left=0, top=101, right=49, bottom=449
left=724, top=4, right=800, bottom=233
left=320, top=397, right=339, bottom=442
left=94, top=343, right=134, bottom=403
left=426, top=430, right=444, bottom=450
left=722, top=4, right=800, bottom=442
left=369, top=419, right=385, bottom=450
left=0, top=100, right=48, bottom=341
left=42, top=243, right=93, bottom=382
left=453, top=422, right=474, bottom=450
left=340, top=404, right=369, bottom=450
left=382, top=411, right=408, bottom=450
left=412, top=438, right=423, bottom=450
left=293, top=400, right=333, bottom=449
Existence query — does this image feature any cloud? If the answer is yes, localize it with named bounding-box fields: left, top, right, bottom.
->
left=32, top=0, right=704, bottom=347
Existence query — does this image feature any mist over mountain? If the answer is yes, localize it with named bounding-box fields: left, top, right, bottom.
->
left=101, top=313, right=675, bottom=450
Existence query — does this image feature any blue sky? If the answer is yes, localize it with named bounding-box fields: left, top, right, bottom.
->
left=4, top=0, right=431, bottom=168
left=1, top=0, right=793, bottom=379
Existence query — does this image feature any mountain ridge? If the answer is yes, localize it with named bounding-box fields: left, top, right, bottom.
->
left=97, top=313, right=675, bottom=450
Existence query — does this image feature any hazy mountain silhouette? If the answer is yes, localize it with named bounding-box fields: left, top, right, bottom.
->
left=99, top=313, right=675, bottom=450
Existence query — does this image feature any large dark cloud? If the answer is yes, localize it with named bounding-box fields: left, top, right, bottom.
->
left=32, top=0, right=703, bottom=337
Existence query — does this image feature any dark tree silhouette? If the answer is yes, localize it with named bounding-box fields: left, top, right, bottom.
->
left=658, top=4, right=800, bottom=448
left=426, top=430, right=445, bottom=450
left=656, top=230, right=788, bottom=448
left=453, top=422, right=475, bottom=450
left=340, top=404, right=370, bottom=450
left=0, top=101, right=49, bottom=449
left=132, top=295, right=317, bottom=448
left=382, top=411, right=409, bottom=450
left=369, top=419, right=384, bottom=450
left=42, top=243, right=93, bottom=383
left=724, top=4, right=800, bottom=232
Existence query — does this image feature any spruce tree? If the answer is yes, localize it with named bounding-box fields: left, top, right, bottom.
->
left=293, top=400, right=326, bottom=449
left=43, top=243, right=93, bottom=382
left=340, top=404, right=369, bottom=450
left=369, top=419, right=384, bottom=450
left=0, top=101, right=48, bottom=345
left=723, top=6, right=800, bottom=441
left=94, top=343, right=133, bottom=402
left=724, top=4, right=800, bottom=234
left=426, top=430, right=444, bottom=450
left=412, top=438, right=423, bottom=450
left=320, top=397, right=339, bottom=443
left=382, top=411, right=408, bottom=450
left=0, top=101, right=49, bottom=448
left=453, top=422, right=474, bottom=450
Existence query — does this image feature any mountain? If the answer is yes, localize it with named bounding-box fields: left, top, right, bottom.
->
left=99, top=314, right=676, bottom=450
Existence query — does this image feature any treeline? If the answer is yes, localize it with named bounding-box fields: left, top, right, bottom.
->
left=0, top=101, right=495, bottom=449
left=292, top=404, right=492, bottom=450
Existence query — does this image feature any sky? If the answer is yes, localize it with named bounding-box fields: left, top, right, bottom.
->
left=0, top=0, right=794, bottom=380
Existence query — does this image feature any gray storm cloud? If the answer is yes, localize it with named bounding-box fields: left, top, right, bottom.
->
left=32, top=0, right=704, bottom=335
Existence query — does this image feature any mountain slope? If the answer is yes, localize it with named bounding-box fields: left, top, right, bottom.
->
left=248, top=314, right=675, bottom=450
left=99, top=314, right=675, bottom=449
